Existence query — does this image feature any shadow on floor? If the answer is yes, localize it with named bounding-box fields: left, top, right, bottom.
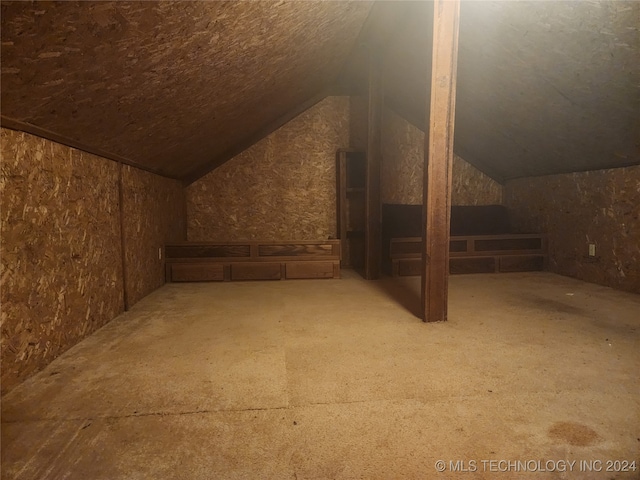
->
left=368, top=275, right=423, bottom=319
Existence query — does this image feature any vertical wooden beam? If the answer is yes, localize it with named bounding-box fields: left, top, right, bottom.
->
left=365, top=49, right=383, bottom=280
left=422, top=0, right=461, bottom=322
left=336, top=150, right=348, bottom=266
left=118, top=163, right=130, bottom=312
left=182, top=186, right=189, bottom=241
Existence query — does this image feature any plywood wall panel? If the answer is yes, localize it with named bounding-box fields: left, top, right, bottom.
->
left=506, top=167, right=640, bottom=293
left=187, top=97, right=349, bottom=242
left=0, top=128, right=123, bottom=395
left=381, top=109, right=503, bottom=205
left=452, top=158, right=504, bottom=206
left=121, top=166, right=186, bottom=306
left=381, top=108, right=424, bottom=205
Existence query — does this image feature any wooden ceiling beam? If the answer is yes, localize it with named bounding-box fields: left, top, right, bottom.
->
left=364, top=50, right=383, bottom=280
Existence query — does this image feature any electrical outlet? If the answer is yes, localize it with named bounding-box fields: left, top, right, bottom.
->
left=158, top=247, right=162, bottom=260
left=588, top=243, right=596, bottom=257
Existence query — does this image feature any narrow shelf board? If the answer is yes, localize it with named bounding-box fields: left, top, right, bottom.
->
left=346, top=187, right=365, bottom=193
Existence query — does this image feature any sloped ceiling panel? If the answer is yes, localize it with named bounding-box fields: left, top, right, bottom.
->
left=335, top=1, right=420, bottom=93
left=383, top=2, right=431, bottom=119
left=378, top=1, right=639, bottom=182
left=1, top=1, right=372, bottom=180
left=455, top=0, right=639, bottom=180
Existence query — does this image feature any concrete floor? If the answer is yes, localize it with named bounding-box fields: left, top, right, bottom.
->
left=1, top=271, right=639, bottom=480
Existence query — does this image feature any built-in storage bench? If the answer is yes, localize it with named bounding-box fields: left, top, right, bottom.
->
left=382, top=204, right=548, bottom=277
left=390, top=234, right=548, bottom=276
left=165, top=240, right=340, bottom=282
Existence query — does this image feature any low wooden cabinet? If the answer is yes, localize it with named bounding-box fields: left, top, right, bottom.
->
left=165, top=240, right=340, bottom=282
left=390, top=234, right=548, bottom=276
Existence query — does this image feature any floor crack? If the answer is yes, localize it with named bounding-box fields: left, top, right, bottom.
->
left=2, top=405, right=292, bottom=424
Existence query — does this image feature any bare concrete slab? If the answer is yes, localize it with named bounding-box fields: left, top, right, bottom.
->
left=2, top=272, right=639, bottom=479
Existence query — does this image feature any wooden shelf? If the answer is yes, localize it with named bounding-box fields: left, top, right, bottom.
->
left=337, top=149, right=367, bottom=269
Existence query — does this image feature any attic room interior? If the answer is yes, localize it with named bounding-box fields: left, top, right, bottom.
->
left=1, top=0, right=639, bottom=478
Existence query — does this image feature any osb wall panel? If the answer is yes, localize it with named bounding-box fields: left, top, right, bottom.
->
left=0, top=128, right=124, bottom=395
left=381, top=109, right=504, bottom=205
left=122, top=166, right=186, bottom=306
left=452, top=159, right=504, bottom=206
left=381, top=108, right=424, bottom=205
left=506, top=167, right=640, bottom=294
left=187, top=96, right=349, bottom=241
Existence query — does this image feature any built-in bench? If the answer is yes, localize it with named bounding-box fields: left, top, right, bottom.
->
left=390, top=234, right=548, bottom=276
left=382, top=204, right=548, bottom=276
left=165, top=240, right=340, bottom=282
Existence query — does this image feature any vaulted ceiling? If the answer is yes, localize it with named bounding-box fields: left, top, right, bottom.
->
left=1, top=1, right=638, bottom=184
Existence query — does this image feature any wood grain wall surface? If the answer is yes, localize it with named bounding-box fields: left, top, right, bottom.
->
left=121, top=166, right=186, bottom=307
left=187, top=96, right=349, bottom=241
left=381, top=109, right=504, bottom=206
left=0, top=128, right=124, bottom=394
left=506, top=166, right=640, bottom=294
left=0, top=129, right=186, bottom=395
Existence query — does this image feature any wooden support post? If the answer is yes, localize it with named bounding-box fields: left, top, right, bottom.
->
left=118, top=163, right=130, bottom=312
left=365, top=49, right=383, bottom=280
left=336, top=150, right=348, bottom=266
left=422, top=0, right=461, bottom=322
